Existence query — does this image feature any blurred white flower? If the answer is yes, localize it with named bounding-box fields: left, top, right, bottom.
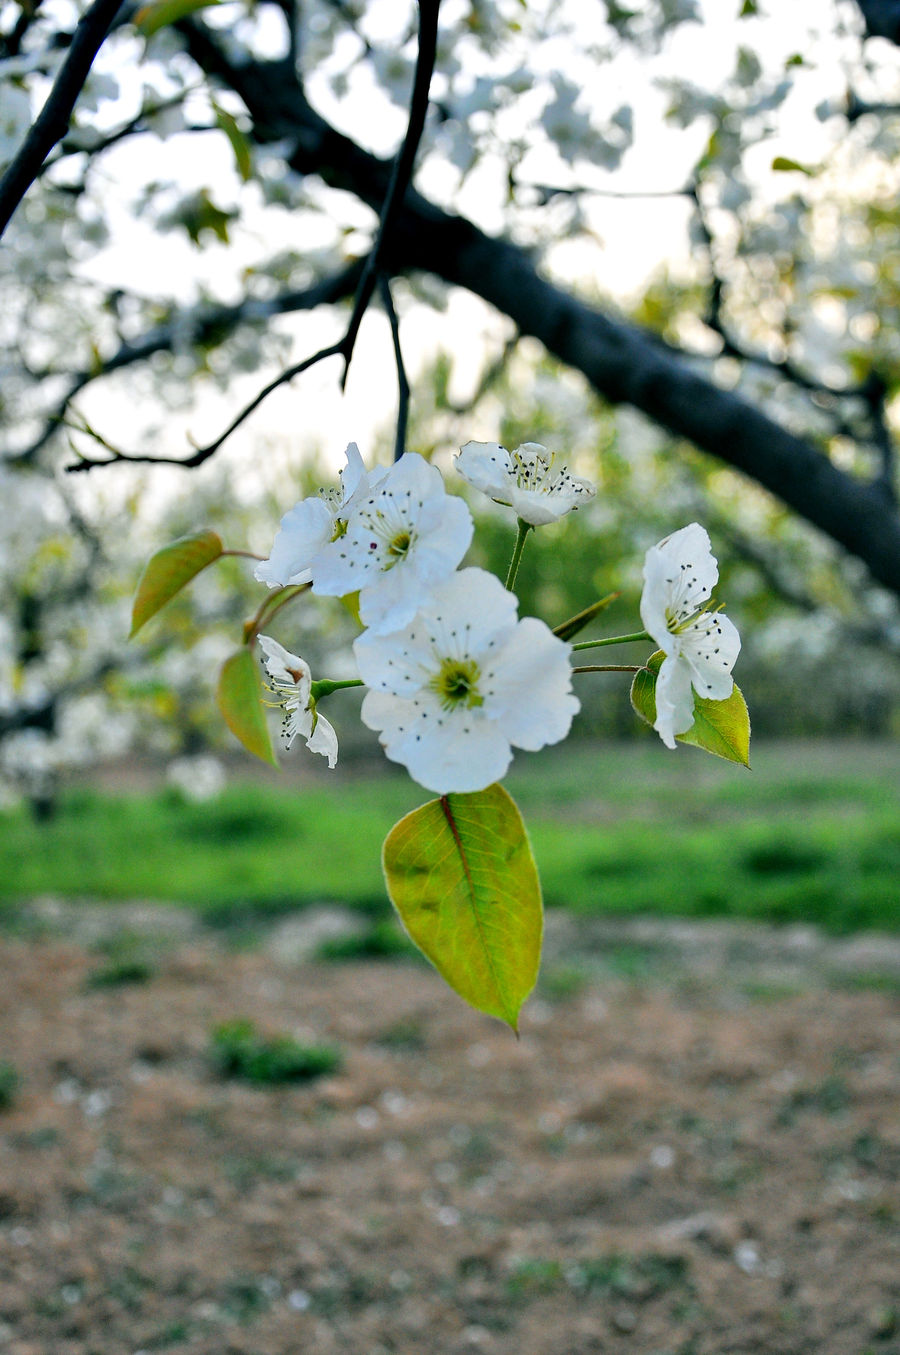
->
left=354, top=568, right=578, bottom=793
left=456, top=440, right=595, bottom=525
left=640, top=523, right=741, bottom=749
left=166, top=754, right=226, bottom=802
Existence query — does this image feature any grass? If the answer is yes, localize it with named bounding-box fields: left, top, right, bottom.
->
left=0, top=739, right=898, bottom=934
left=210, top=1018, right=342, bottom=1085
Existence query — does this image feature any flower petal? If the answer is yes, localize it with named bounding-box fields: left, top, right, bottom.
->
left=257, top=634, right=312, bottom=702
left=361, top=689, right=513, bottom=794
left=482, top=617, right=579, bottom=750
left=455, top=441, right=513, bottom=500
left=640, top=522, right=718, bottom=645
left=653, top=654, right=695, bottom=749
left=307, top=710, right=338, bottom=768
left=255, top=497, right=334, bottom=589
left=681, top=610, right=741, bottom=701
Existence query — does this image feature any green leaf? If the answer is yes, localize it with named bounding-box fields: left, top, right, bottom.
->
left=382, top=784, right=542, bottom=1032
left=212, top=100, right=253, bottom=183
left=630, top=651, right=751, bottom=767
left=771, top=155, right=816, bottom=176
left=553, top=592, right=619, bottom=642
left=217, top=649, right=278, bottom=767
left=130, top=530, right=223, bottom=637
left=135, top=0, right=221, bottom=36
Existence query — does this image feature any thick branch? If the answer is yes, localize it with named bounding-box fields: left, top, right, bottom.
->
left=0, top=0, right=125, bottom=238
left=854, top=0, right=900, bottom=42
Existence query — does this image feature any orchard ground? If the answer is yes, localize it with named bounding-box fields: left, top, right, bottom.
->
left=0, top=739, right=898, bottom=1353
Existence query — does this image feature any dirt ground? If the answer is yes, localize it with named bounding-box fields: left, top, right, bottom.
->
left=0, top=903, right=898, bottom=1355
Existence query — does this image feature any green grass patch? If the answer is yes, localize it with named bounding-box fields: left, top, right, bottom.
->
left=210, top=1018, right=342, bottom=1085
left=0, top=1062, right=19, bottom=1111
left=313, top=921, right=421, bottom=963
left=0, top=740, right=897, bottom=934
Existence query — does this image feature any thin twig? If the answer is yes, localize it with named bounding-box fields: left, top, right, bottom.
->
left=0, top=0, right=126, bottom=238
left=379, top=274, right=410, bottom=462
left=67, top=343, right=344, bottom=472
left=337, top=0, right=440, bottom=389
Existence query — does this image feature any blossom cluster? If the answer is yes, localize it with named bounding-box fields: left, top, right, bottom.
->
left=255, top=440, right=590, bottom=793
left=254, top=440, right=742, bottom=791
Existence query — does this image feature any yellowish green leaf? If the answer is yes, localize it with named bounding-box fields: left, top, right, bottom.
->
left=212, top=100, right=252, bottom=182
left=135, top=0, right=221, bottom=36
left=771, top=155, right=816, bottom=175
left=382, top=784, right=542, bottom=1032
left=630, top=650, right=751, bottom=767
left=216, top=649, right=278, bottom=767
left=130, top=530, right=223, bottom=638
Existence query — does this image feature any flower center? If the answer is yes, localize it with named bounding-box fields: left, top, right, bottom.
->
left=430, top=658, right=483, bottom=710
left=387, top=530, right=411, bottom=559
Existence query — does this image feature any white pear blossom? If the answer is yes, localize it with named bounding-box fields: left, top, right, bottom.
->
left=640, top=523, right=741, bottom=750
left=255, top=443, right=385, bottom=588
left=354, top=568, right=579, bottom=794
left=455, top=441, right=596, bottom=526
left=313, top=452, right=474, bottom=635
left=257, top=635, right=338, bottom=767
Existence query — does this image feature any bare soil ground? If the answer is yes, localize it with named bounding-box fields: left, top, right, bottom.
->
left=0, top=904, right=898, bottom=1355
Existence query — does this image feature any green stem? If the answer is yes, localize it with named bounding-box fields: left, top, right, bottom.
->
left=571, top=630, right=651, bottom=651
left=504, top=517, right=533, bottom=592
left=245, top=582, right=311, bottom=644
left=221, top=548, right=265, bottom=561
left=572, top=664, right=641, bottom=674
left=311, top=678, right=364, bottom=700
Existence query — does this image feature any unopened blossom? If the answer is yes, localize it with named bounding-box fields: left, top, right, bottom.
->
left=455, top=440, right=595, bottom=526
left=257, top=635, right=338, bottom=767
left=313, top=452, right=474, bottom=634
left=255, top=443, right=385, bottom=588
left=639, top=523, right=741, bottom=749
left=354, top=568, right=579, bottom=793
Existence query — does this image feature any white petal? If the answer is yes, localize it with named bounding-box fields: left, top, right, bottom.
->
left=361, top=689, right=512, bottom=794
left=508, top=479, right=595, bottom=526
left=307, top=711, right=338, bottom=768
left=282, top=703, right=314, bottom=750
left=255, top=497, right=334, bottom=588
left=482, top=617, right=580, bottom=750
left=654, top=654, right=695, bottom=748
left=455, top=441, right=512, bottom=499
left=681, top=610, right=741, bottom=701
left=338, top=441, right=365, bottom=501
left=640, top=522, right=718, bottom=645
left=257, top=635, right=312, bottom=701
left=354, top=625, right=432, bottom=695
left=354, top=567, right=518, bottom=693
left=357, top=494, right=474, bottom=634
left=358, top=557, right=438, bottom=635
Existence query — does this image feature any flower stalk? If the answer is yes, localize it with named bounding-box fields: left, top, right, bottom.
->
left=571, top=630, right=651, bottom=651
left=505, top=517, right=534, bottom=592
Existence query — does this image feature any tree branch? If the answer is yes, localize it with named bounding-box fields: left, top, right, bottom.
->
left=6, top=264, right=362, bottom=467
left=0, top=0, right=126, bottom=238
left=379, top=275, right=410, bottom=462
